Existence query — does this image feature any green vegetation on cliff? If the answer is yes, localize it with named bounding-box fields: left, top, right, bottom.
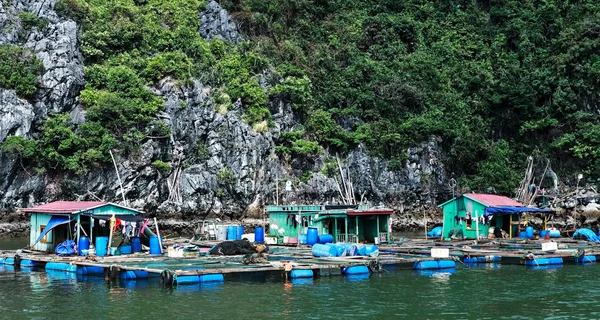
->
left=0, top=44, right=43, bottom=98
left=220, top=0, right=600, bottom=192
left=5, top=0, right=600, bottom=194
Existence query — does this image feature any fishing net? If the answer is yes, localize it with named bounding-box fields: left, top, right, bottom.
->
left=209, top=239, right=256, bottom=255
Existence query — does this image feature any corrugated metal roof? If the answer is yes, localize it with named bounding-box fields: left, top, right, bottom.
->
left=20, top=201, right=107, bottom=214
left=464, top=193, right=523, bottom=207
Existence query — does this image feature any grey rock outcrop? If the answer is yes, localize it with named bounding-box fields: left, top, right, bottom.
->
left=26, top=20, right=84, bottom=115
left=0, top=2, right=20, bottom=43
left=0, top=90, right=35, bottom=142
left=199, top=0, right=243, bottom=44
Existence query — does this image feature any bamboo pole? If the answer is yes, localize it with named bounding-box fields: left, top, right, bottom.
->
left=109, top=150, right=127, bottom=205
left=107, top=214, right=115, bottom=255
left=154, top=217, right=163, bottom=254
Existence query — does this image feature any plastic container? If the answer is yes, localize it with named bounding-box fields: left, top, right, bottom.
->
left=525, top=258, right=549, bottom=266
left=577, top=255, right=596, bottom=263
left=526, top=226, right=534, bottom=239
left=110, top=247, right=120, bottom=256
left=413, top=261, right=439, bottom=270
left=312, top=243, right=337, bottom=257
left=519, top=231, right=528, bottom=239
left=549, top=230, right=561, bottom=238
left=342, top=265, right=369, bottom=275
left=318, top=234, right=334, bottom=244
left=149, top=236, right=162, bottom=255
left=131, top=237, right=141, bottom=253
left=548, top=257, right=563, bottom=265
left=338, top=243, right=358, bottom=256
left=95, top=236, right=109, bottom=257
left=362, top=245, right=379, bottom=257
left=236, top=226, right=245, bottom=240
left=120, top=244, right=132, bottom=254
left=199, top=274, right=224, bottom=282
left=299, top=234, right=307, bottom=244
left=307, top=228, right=318, bottom=246
left=289, top=269, right=313, bottom=278
left=227, top=226, right=237, bottom=240
left=217, top=226, right=228, bottom=241
left=539, top=230, right=548, bottom=239
left=438, top=260, right=456, bottom=269
left=326, top=243, right=346, bottom=257
left=78, top=236, right=90, bottom=256
left=255, top=227, right=264, bottom=243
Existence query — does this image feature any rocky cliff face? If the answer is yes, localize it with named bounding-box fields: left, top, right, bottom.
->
left=0, top=0, right=448, bottom=237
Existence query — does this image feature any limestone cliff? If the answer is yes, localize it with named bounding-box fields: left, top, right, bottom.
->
left=0, top=0, right=448, bottom=236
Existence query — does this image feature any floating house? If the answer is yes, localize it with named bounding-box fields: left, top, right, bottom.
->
left=20, top=201, right=142, bottom=252
left=265, top=205, right=393, bottom=243
left=438, top=193, right=553, bottom=240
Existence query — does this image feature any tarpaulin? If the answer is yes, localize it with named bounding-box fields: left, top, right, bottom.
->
left=33, top=215, right=74, bottom=245
left=484, top=206, right=553, bottom=217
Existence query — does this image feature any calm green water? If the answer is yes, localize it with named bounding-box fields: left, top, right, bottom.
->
left=1, top=241, right=599, bottom=319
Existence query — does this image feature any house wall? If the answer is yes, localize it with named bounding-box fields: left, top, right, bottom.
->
left=268, top=212, right=324, bottom=237
left=29, top=213, right=54, bottom=252
left=442, top=198, right=489, bottom=239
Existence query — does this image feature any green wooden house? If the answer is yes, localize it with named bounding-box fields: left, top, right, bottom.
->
left=265, top=204, right=393, bottom=244
left=439, top=193, right=553, bottom=240
left=20, top=201, right=142, bottom=252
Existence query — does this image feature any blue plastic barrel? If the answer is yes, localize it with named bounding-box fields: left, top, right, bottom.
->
left=526, top=258, right=549, bottom=266
left=307, top=228, right=318, bottom=246
left=326, top=243, right=346, bottom=257
left=299, top=234, right=307, bottom=244
left=578, top=255, right=596, bottom=263
left=149, top=236, right=161, bottom=255
left=519, top=231, right=528, bottom=239
left=549, top=230, right=561, bottom=238
left=177, top=275, right=200, bottom=284
left=78, top=236, right=90, bottom=256
left=131, top=237, right=141, bottom=253
left=236, top=226, right=245, bottom=240
left=413, top=261, right=439, bottom=270
left=526, top=226, right=534, bottom=239
left=438, top=260, right=456, bottom=269
left=120, top=244, right=132, bottom=254
left=96, top=236, right=109, bottom=257
left=362, top=245, right=379, bottom=257
left=338, top=243, right=358, bottom=256
left=312, top=243, right=337, bottom=257
left=548, top=257, right=563, bottom=265
left=289, top=269, right=313, bottom=278
left=539, top=230, right=548, bottom=239
left=227, top=226, right=237, bottom=240
left=342, top=265, right=370, bottom=275
left=318, top=234, right=334, bottom=244
left=255, top=227, right=264, bottom=243
left=464, top=257, right=478, bottom=264
left=199, top=274, right=224, bottom=282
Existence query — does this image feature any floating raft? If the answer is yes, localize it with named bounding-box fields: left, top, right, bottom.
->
left=1, top=237, right=599, bottom=286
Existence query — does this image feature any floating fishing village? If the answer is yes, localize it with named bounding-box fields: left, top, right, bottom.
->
left=2, top=192, right=599, bottom=288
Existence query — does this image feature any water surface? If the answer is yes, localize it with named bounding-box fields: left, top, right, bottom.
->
left=1, top=239, right=597, bottom=319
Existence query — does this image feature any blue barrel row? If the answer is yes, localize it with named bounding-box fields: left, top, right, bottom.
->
left=525, top=257, right=564, bottom=266
left=176, top=274, right=224, bottom=285
left=463, top=256, right=501, bottom=264
left=312, top=243, right=379, bottom=257
left=413, top=260, right=457, bottom=270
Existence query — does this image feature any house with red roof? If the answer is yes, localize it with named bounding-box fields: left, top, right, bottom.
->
left=438, top=193, right=552, bottom=240
left=20, top=201, right=142, bottom=252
